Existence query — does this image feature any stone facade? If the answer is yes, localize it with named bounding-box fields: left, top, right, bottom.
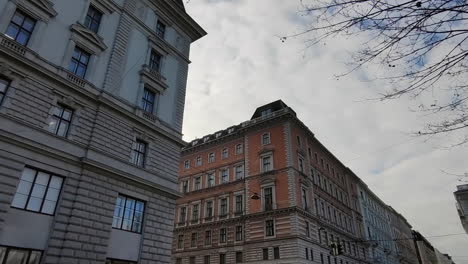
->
left=172, top=101, right=370, bottom=264
left=454, top=184, right=468, bottom=234
left=0, top=0, right=205, bottom=263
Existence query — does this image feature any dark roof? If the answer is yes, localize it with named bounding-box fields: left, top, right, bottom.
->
left=250, top=100, right=295, bottom=119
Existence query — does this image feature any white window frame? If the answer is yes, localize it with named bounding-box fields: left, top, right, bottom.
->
left=220, top=168, right=229, bottom=184
left=218, top=196, right=229, bottom=219
left=184, top=160, right=190, bottom=169
left=222, top=147, right=229, bottom=159
left=264, top=218, right=276, bottom=238
left=181, top=180, right=189, bottom=193
left=235, top=144, right=243, bottom=154
left=196, top=156, right=202, bottom=166
left=204, top=199, right=214, bottom=221
left=194, top=176, right=202, bottom=191
left=206, top=172, right=215, bottom=187
left=234, top=193, right=244, bottom=215
left=260, top=153, right=274, bottom=172
left=261, top=183, right=276, bottom=211
left=191, top=202, right=200, bottom=224
left=178, top=205, right=187, bottom=223
left=261, top=132, right=271, bottom=145
left=235, top=164, right=244, bottom=180
left=219, top=227, right=227, bottom=244
left=208, top=152, right=215, bottom=163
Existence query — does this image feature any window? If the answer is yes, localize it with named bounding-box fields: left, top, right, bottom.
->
left=11, top=167, right=63, bottom=215
left=235, top=144, right=243, bottom=154
left=235, top=225, right=243, bottom=241
left=327, top=255, right=331, bottom=264
left=262, top=248, right=269, bottom=260
left=274, top=247, right=280, bottom=259
left=299, top=158, right=304, bottom=172
left=68, top=47, right=91, bottom=78
left=176, top=258, right=182, bottom=264
left=149, top=50, right=162, bottom=72
left=306, top=248, right=309, bottom=260
left=0, top=78, right=10, bottom=106
left=219, top=228, right=227, bottom=243
left=222, top=148, right=228, bottom=159
left=192, top=204, right=199, bottom=222
left=261, top=108, right=272, bottom=117
left=236, top=251, right=243, bottom=263
left=112, top=194, right=145, bottom=233
left=262, top=133, right=271, bottom=145
left=177, top=234, right=184, bottom=249
left=182, top=181, right=189, bottom=193
left=264, top=187, right=273, bottom=211
left=311, top=249, right=314, bottom=261
left=265, top=219, right=275, bottom=237
left=207, top=173, right=215, bottom=187
left=235, top=195, right=243, bottom=213
left=191, top=232, right=198, bottom=247
left=47, top=104, right=73, bottom=137
left=321, top=253, right=324, bottom=264
left=219, top=253, right=226, bottom=264
left=84, top=5, right=102, bottom=33
left=305, top=221, right=310, bottom=237
left=297, top=135, right=301, bottom=146
left=141, top=88, right=156, bottom=113
left=220, top=198, right=227, bottom=216
left=6, top=10, right=36, bottom=45
left=205, top=201, right=213, bottom=218
left=208, top=152, right=215, bottom=163
left=156, top=20, right=166, bottom=38
left=205, top=230, right=212, bottom=245
left=0, top=246, right=42, bottom=264
left=302, top=188, right=308, bottom=210
left=204, top=255, right=211, bottom=264
left=194, top=177, right=201, bottom=190
left=130, top=139, right=146, bottom=167
left=220, top=169, right=229, bottom=183
left=184, top=160, right=190, bottom=169
left=196, top=156, right=202, bottom=166
left=235, top=165, right=244, bottom=180
left=179, top=207, right=187, bottom=223
left=261, top=155, right=272, bottom=172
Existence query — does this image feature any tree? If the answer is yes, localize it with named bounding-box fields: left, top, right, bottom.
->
left=285, top=0, right=468, bottom=144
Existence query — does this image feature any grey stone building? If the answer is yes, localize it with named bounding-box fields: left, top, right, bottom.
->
left=0, top=0, right=205, bottom=263
left=454, top=184, right=468, bottom=234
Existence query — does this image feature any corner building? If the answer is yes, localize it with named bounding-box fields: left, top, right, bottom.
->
left=0, top=0, right=205, bottom=263
left=173, top=101, right=370, bottom=264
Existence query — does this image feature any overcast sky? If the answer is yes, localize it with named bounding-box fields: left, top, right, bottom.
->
left=182, top=0, right=468, bottom=261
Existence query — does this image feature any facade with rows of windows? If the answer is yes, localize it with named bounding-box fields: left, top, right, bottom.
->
left=0, top=0, right=205, bottom=263
left=172, top=101, right=372, bottom=264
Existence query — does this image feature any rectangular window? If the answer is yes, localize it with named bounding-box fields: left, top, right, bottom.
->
left=156, top=20, right=166, bottom=38
left=68, top=47, right=90, bottom=78
left=235, top=165, right=244, bottom=180
left=208, top=152, right=215, bottom=163
left=299, top=158, right=304, bottom=172
left=302, top=188, right=308, bottom=210
left=306, top=248, right=309, bottom=260
left=0, top=246, right=42, bottom=264
left=189, top=257, right=195, bottom=264
left=274, top=247, right=280, bottom=259
left=112, top=194, right=145, bottom=233
left=207, top=173, right=215, bottom=187
left=196, top=156, right=202, bottom=166
left=220, top=198, right=227, bottom=216
left=311, top=249, right=314, bottom=261
left=184, top=160, right=190, bottom=169
left=204, top=255, right=211, bottom=264
left=235, top=144, right=243, bottom=154
left=264, top=187, right=273, bottom=211
left=179, top=207, right=186, bottom=223
left=84, top=5, right=102, bottom=33
left=192, top=204, right=199, bottom=222
left=265, top=219, right=275, bottom=237
left=235, top=225, right=243, bottom=241
left=0, top=78, right=10, bottom=106
left=262, top=248, right=268, bottom=260
left=194, top=177, right=201, bottom=190
left=177, top=234, right=184, bottom=249
left=262, top=133, right=271, bottom=145
left=205, top=230, right=212, bottom=245
left=305, top=221, right=310, bottom=237
left=47, top=104, right=73, bottom=137
left=222, top=148, right=228, bottom=159
left=219, top=253, right=226, bottom=264
left=236, top=251, right=243, bottom=263
left=191, top=232, right=198, bottom=247
left=220, top=169, right=229, bottom=183
left=141, top=88, right=156, bottom=113
left=205, top=201, right=213, bottom=218
left=131, top=139, right=146, bottom=167
left=262, top=155, right=272, bottom=172
left=11, top=167, right=63, bottom=215
left=6, top=10, right=36, bottom=45
left=235, top=195, right=243, bottom=213
left=297, top=135, right=301, bottom=146
left=320, top=253, right=324, bottom=264
left=219, top=228, right=227, bottom=243
left=182, top=180, right=189, bottom=193
left=149, top=50, right=162, bottom=72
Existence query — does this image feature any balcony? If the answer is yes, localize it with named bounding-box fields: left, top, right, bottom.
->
left=139, top=64, right=168, bottom=94
left=0, top=36, right=26, bottom=56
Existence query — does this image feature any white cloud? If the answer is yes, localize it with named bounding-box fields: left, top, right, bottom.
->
left=183, top=0, right=468, bottom=259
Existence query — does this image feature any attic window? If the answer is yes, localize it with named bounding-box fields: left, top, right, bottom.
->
left=261, top=109, right=272, bottom=117
left=203, top=137, right=210, bottom=142
left=216, top=132, right=222, bottom=138
left=192, top=140, right=198, bottom=146
left=228, top=128, right=235, bottom=133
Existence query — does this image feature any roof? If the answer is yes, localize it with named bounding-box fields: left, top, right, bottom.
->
left=250, top=100, right=295, bottom=119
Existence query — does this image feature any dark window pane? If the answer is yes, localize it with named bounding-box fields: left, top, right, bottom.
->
left=5, top=24, right=19, bottom=39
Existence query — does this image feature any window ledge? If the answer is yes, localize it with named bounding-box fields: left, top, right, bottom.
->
left=139, top=64, right=168, bottom=94
left=70, top=23, right=107, bottom=54
left=16, top=0, right=58, bottom=22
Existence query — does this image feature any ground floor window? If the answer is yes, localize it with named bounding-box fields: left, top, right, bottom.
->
left=0, top=246, right=42, bottom=264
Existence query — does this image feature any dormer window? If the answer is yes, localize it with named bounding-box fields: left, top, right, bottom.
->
left=84, top=6, right=102, bottom=33
left=228, top=128, right=235, bottom=133
left=261, top=109, right=272, bottom=117
left=156, top=20, right=166, bottom=39
left=216, top=132, right=222, bottom=138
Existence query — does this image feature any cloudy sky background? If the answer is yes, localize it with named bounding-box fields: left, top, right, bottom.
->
left=181, top=0, right=468, bottom=261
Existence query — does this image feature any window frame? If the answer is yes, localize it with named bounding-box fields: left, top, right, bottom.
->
left=191, top=203, right=200, bottom=222
left=205, top=230, right=212, bottom=245
left=235, top=225, right=243, bottom=241
left=11, top=167, right=64, bottom=216
left=47, top=104, right=74, bottom=137
left=219, top=197, right=228, bottom=217
left=84, top=5, right=103, bottom=33
left=236, top=251, right=243, bottom=263
left=5, top=10, right=36, bottom=46
left=220, top=168, right=229, bottom=184
left=261, top=132, right=271, bottom=145
left=221, top=147, right=229, bottom=159
left=141, top=88, right=156, bottom=114
left=262, top=248, right=269, bottom=260
left=235, top=194, right=243, bottom=214
left=68, top=46, right=91, bottom=78
left=207, top=172, right=215, bottom=187
left=156, top=20, right=166, bottom=39
left=208, top=152, right=215, bottom=163
left=130, top=139, right=147, bottom=167
left=177, top=234, right=184, bottom=249
left=0, top=246, right=42, bottom=264
left=111, top=194, right=146, bottom=233
left=194, top=176, right=201, bottom=191
left=219, top=227, right=227, bottom=243
left=0, top=78, right=11, bottom=106
left=149, top=49, right=162, bottom=73
left=235, top=143, right=243, bottom=154
left=205, top=200, right=213, bottom=219
left=235, top=164, right=244, bottom=180
left=265, top=219, right=275, bottom=237
left=179, top=206, right=187, bottom=223
left=190, top=232, right=198, bottom=248
left=274, top=247, right=280, bottom=259
left=261, top=154, right=273, bottom=172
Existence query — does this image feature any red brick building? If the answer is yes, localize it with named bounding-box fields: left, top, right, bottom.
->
left=172, top=101, right=370, bottom=264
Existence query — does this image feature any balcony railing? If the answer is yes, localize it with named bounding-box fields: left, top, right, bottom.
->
left=0, top=36, right=26, bottom=56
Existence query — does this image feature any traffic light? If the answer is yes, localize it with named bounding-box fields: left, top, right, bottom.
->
left=337, top=244, right=344, bottom=255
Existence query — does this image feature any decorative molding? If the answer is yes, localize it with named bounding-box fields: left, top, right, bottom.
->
left=91, top=0, right=120, bottom=14
left=70, top=24, right=108, bottom=54
left=13, top=0, right=57, bottom=22
left=139, top=64, right=168, bottom=94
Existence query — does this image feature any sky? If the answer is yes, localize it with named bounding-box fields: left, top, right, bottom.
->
left=181, top=0, right=468, bottom=261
